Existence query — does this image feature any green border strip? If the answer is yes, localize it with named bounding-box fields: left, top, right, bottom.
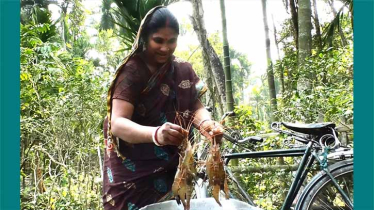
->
left=354, top=0, right=374, bottom=209
left=0, top=0, right=21, bottom=209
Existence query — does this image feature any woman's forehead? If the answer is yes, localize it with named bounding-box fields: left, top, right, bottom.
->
left=150, top=27, right=178, bottom=38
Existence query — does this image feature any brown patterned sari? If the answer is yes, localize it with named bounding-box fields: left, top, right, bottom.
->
left=102, top=7, right=207, bottom=210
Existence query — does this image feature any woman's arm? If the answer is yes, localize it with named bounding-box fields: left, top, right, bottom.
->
left=192, top=100, right=223, bottom=142
left=111, top=99, right=186, bottom=146
left=193, top=101, right=213, bottom=128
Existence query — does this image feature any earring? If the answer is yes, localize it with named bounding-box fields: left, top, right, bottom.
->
left=139, top=38, right=146, bottom=51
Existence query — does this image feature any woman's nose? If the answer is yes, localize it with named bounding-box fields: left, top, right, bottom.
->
left=160, top=45, right=170, bottom=53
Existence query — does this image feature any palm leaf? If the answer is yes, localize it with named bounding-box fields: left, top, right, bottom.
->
left=100, top=0, right=175, bottom=45
left=322, top=6, right=344, bottom=47
left=100, top=0, right=115, bottom=30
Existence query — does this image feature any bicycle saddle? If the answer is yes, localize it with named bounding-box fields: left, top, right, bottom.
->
left=282, top=122, right=336, bottom=135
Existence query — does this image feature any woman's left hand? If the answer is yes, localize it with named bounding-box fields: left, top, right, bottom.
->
left=199, top=120, right=224, bottom=144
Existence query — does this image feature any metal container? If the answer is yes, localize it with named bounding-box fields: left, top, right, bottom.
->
left=139, top=198, right=263, bottom=210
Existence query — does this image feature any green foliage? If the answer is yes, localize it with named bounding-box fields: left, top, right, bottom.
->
left=102, top=0, right=177, bottom=50
left=321, top=5, right=353, bottom=48
left=175, top=31, right=252, bottom=111
left=92, top=29, right=128, bottom=71
left=100, top=0, right=115, bottom=31
left=20, top=7, right=59, bottom=45
left=20, top=7, right=110, bottom=210
left=231, top=9, right=354, bottom=209
left=68, top=0, right=86, bottom=41
left=275, top=45, right=353, bottom=124
left=229, top=49, right=252, bottom=104
left=229, top=38, right=353, bottom=209
left=227, top=105, right=297, bottom=210
left=21, top=171, right=102, bottom=210
left=231, top=105, right=259, bottom=135
left=70, top=33, right=93, bottom=57
left=207, top=32, right=252, bottom=107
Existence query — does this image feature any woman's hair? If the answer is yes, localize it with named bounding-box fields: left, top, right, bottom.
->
left=141, top=7, right=179, bottom=42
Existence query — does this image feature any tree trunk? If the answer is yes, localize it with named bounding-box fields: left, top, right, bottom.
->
left=279, top=63, right=285, bottom=95
left=203, top=52, right=224, bottom=117
left=272, top=15, right=281, bottom=61
left=58, top=2, right=70, bottom=48
left=219, top=0, right=235, bottom=112
left=261, top=0, right=278, bottom=121
left=298, top=0, right=312, bottom=67
left=35, top=152, right=46, bottom=194
left=298, top=0, right=314, bottom=122
left=191, top=0, right=226, bottom=113
left=348, top=1, right=353, bottom=30
left=312, top=0, right=322, bottom=51
left=289, top=0, right=299, bottom=49
left=272, top=15, right=285, bottom=94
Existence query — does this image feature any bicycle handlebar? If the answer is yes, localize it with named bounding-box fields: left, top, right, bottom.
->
left=223, top=133, right=263, bottom=145
left=204, top=107, right=236, bottom=121
left=238, top=136, right=263, bottom=144
left=205, top=106, right=213, bottom=112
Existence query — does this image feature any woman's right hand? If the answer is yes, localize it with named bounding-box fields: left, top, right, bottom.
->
left=156, top=122, right=188, bottom=146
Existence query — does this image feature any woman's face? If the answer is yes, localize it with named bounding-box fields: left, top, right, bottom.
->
left=145, top=27, right=178, bottom=65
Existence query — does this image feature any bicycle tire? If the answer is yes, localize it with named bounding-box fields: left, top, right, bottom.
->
left=295, top=159, right=353, bottom=210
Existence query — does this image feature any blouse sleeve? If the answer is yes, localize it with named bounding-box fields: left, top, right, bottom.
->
left=188, top=63, right=207, bottom=100
left=112, top=64, right=144, bottom=105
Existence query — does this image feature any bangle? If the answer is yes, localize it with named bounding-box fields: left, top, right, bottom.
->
left=152, top=126, right=163, bottom=146
left=198, top=119, right=211, bottom=130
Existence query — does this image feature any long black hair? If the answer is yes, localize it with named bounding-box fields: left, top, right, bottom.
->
left=141, top=7, right=179, bottom=42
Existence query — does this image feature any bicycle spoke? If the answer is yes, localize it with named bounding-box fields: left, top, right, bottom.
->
left=315, top=197, right=335, bottom=210
left=307, top=172, right=353, bottom=210
left=341, top=176, right=353, bottom=201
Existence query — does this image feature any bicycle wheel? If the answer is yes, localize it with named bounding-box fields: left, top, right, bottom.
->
left=295, top=159, right=353, bottom=210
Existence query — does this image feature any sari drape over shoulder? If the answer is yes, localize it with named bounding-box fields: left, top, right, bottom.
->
left=103, top=54, right=206, bottom=210
left=102, top=7, right=207, bottom=209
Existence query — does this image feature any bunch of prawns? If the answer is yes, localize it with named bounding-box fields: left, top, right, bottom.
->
left=171, top=112, right=229, bottom=210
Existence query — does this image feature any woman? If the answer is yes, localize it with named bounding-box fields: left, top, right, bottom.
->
left=103, top=6, right=222, bottom=210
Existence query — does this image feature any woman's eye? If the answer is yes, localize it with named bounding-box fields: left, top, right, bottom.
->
left=153, top=38, right=163, bottom=44
left=168, top=38, right=177, bottom=44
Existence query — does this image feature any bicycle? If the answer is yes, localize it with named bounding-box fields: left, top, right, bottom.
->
left=205, top=121, right=354, bottom=210
left=141, top=110, right=353, bottom=210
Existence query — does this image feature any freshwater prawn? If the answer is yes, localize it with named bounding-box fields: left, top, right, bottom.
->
left=205, top=137, right=230, bottom=206
left=171, top=113, right=198, bottom=210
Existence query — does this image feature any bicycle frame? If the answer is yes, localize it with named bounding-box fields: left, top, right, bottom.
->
left=224, top=142, right=316, bottom=210
left=199, top=113, right=353, bottom=209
